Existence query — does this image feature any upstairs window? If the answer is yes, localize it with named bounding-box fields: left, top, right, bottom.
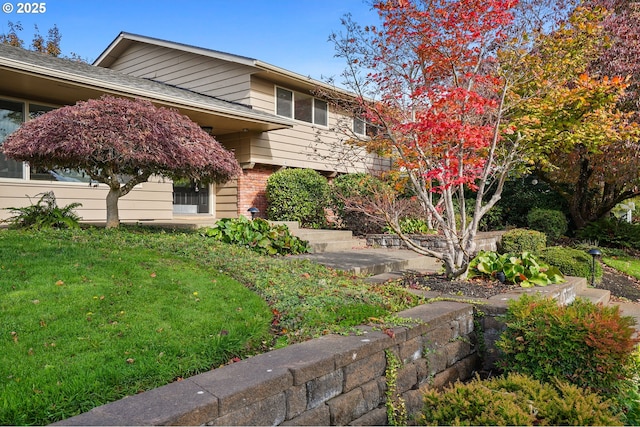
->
left=276, top=87, right=327, bottom=126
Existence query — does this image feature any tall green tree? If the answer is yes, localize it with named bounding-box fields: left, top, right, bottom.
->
left=510, top=5, right=640, bottom=228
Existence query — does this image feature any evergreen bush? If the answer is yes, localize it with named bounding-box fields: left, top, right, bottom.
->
left=539, top=246, right=603, bottom=283
left=497, top=294, right=639, bottom=398
left=265, top=168, right=329, bottom=228
left=527, top=208, right=568, bottom=240
left=578, top=218, right=640, bottom=250
left=499, top=228, right=547, bottom=254
left=419, top=373, right=621, bottom=426
left=330, top=173, right=385, bottom=235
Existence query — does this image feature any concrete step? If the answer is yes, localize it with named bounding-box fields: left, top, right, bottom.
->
left=309, top=239, right=368, bottom=253
left=269, top=220, right=300, bottom=230
left=291, top=249, right=442, bottom=275
left=291, top=229, right=354, bottom=242
left=576, top=287, right=611, bottom=305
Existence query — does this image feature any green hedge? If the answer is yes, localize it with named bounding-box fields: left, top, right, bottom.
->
left=539, top=246, right=603, bottom=283
left=499, top=228, right=547, bottom=254
left=527, top=208, right=568, bottom=240
left=266, top=168, right=329, bottom=228
left=329, top=173, right=385, bottom=235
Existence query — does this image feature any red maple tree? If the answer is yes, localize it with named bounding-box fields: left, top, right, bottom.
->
left=2, top=95, right=241, bottom=228
left=328, top=0, right=569, bottom=278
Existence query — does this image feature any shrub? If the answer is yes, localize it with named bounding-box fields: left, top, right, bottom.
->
left=578, top=218, right=640, bottom=250
left=383, top=217, right=434, bottom=235
left=419, top=373, right=622, bottom=426
left=497, top=294, right=639, bottom=397
left=499, top=228, right=547, bottom=254
left=499, top=177, right=569, bottom=228
left=266, top=168, right=329, bottom=228
left=527, top=208, right=568, bottom=240
left=539, top=246, right=603, bottom=283
left=202, top=216, right=309, bottom=255
left=3, top=191, right=82, bottom=230
left=468, top=251, right=565, bottom=287
left=330, top=173, right=385, bottom=235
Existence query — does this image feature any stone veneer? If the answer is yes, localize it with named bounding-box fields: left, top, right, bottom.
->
left=366, top=231, right=506, bottom=253
left=54, top=278, right=585, bottom=426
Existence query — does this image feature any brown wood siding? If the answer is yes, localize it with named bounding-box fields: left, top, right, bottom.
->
left=215, top=179, right=238, bottom=218
left=107, top=44, right=254, bottom=104
left=248, top=77, right=386, bottom=173
left=0, top=181, right=173, bottom=222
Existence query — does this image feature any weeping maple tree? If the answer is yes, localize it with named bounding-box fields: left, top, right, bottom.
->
left=2, top=95, right=241, bottom=228
left=328, top=0, right=571, bottom=278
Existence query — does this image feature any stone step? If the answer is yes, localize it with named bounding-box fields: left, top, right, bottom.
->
left=576, top=287, right=611, bottom=305
left=308, top=239, right=368, bottom=253
left=291, top=229, right=354, bottom=242
left=268, top=220, right=300, bottom=230
left=291, top=249, right=442, bottom=275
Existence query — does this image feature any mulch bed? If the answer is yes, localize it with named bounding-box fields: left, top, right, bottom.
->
left=401, top=265, right=640, bottom=302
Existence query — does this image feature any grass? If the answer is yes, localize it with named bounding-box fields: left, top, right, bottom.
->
left=604, top=256, right=640, bottom=280
left=0, top=227, right=422, bottom=424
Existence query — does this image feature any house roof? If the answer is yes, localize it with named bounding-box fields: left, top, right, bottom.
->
left=0, top=43, right=293, bottom=134
left=95, top=32, right=350, bottom=95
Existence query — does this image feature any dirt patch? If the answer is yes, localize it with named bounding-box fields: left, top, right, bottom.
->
left=402, top=264, right=640, bottom=302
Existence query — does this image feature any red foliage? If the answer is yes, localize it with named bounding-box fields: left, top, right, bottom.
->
left=2, top=95, right=241, bottom=184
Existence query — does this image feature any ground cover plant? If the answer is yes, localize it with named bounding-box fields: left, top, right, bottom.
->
left=419, top=373, right=622, bottom=426
left=0, top=227, right=421, bottom=424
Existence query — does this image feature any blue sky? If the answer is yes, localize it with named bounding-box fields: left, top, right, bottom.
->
left=0, top=0, right=379, bottom=81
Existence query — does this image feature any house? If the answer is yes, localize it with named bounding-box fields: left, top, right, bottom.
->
left=0, top=32, right=382, bottom=223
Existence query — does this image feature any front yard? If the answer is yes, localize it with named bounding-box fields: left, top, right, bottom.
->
left=0, top=227, right=420, bottom=425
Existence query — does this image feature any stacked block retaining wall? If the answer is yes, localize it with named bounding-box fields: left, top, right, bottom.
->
left=55, top=301, right=481, bottom=426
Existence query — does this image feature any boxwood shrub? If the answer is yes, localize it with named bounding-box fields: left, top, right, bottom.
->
left=499, top=228, right=547, bottom=254
left=539, top=246, right=603, bottom=283
left=266, top=168, right=329, bottom=228
left=527, top=208, right=568, bottom=240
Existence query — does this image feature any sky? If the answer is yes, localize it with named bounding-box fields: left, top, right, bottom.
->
left=0, top=0, right=380, bottom=82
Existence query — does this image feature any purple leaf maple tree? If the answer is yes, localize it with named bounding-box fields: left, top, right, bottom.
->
left=2, top=95, right=241, bottom=228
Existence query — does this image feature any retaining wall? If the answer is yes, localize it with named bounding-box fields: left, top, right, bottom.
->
left=366, top=231, right=505, bottom=253
left=55, top=278, right=585, bottom=426
left=55, top=301, right=480, bottom=426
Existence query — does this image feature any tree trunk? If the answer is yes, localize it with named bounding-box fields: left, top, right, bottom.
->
left=106, top=187, right=120, bottom=228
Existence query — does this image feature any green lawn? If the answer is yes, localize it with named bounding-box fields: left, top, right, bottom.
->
left=604, top=256, right=640, bottom=280
left=0, top=227, right=421, bottom=424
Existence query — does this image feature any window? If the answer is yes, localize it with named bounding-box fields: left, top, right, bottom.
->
left=353, top=116, right=379, bottom=137
left=0, top=99, right=24, bottom=179
left=276, top=87, right=328, bottom=126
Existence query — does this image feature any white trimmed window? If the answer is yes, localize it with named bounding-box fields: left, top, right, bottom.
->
left=276, top=87, right=328, bottom=126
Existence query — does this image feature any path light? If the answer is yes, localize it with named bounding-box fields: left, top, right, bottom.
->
left=587, top=248, right=602, bottom=287
left=247, top=207, right=259, bottom=220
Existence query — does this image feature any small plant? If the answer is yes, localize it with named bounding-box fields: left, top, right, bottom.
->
left=578, top=218, right=640, bottom=250
left=497, top=294, right=639, bottom=397
left=499, top=228, right=547, bottom=253
left=202, top=216, right=309, bottom=255
left=539, top=246, right=603, bottom=283
left=468, top=251, right=565, bottom=287
left=3, top=191, right=82, bottom=230
left=419, top=373, right=622, bottom=426
left=383, top=217, right=434, bottom=235
left=527, top=208, right=568, bottom=240
left=266, top=168, right=330, bottom=229
left=385, top=350, right=407, bottom=426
